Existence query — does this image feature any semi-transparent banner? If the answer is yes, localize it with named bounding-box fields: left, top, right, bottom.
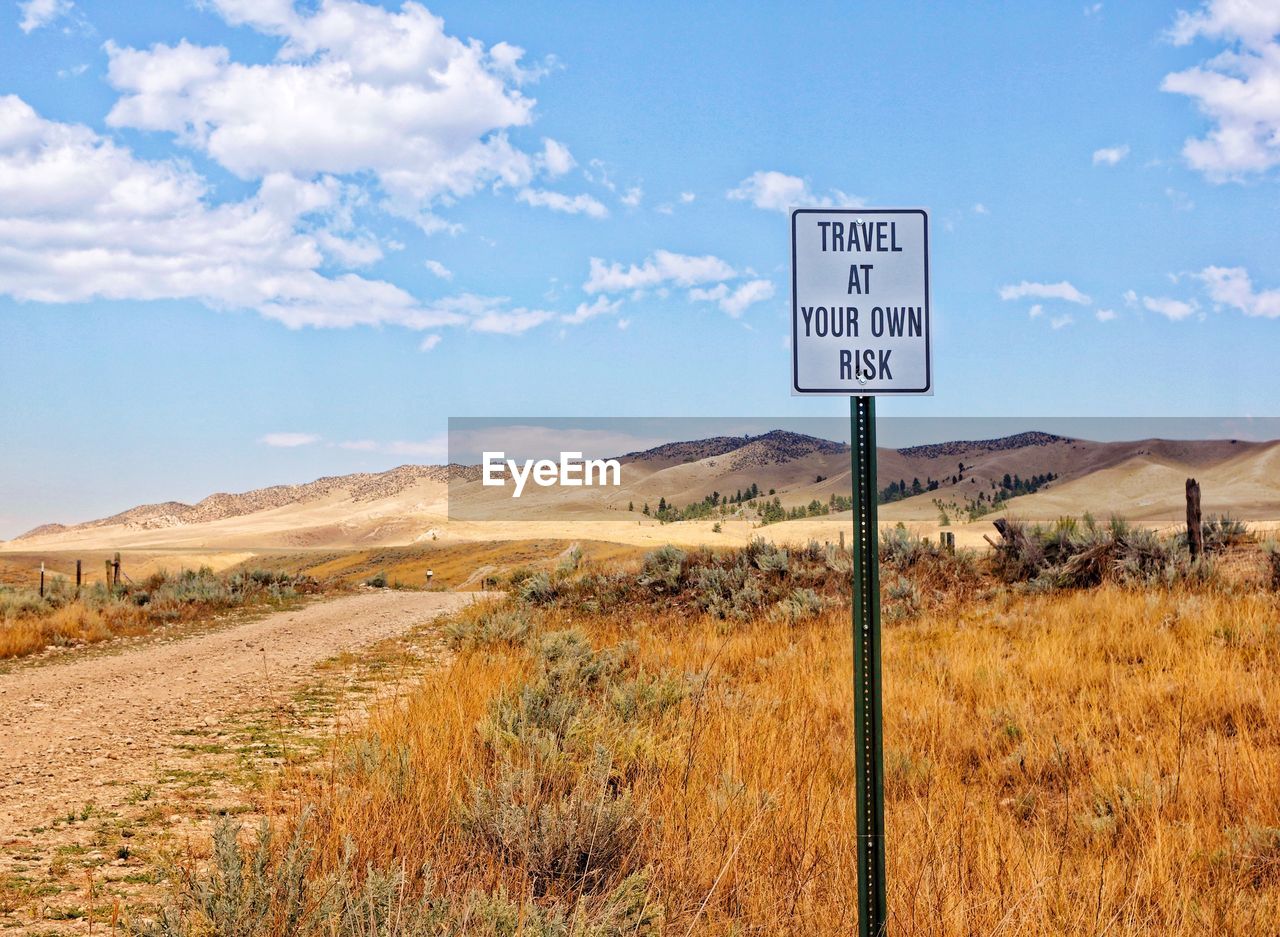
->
left=445, top=417, right=1280, bottom=533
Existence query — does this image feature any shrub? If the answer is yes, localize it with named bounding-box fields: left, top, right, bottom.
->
left=463, top=751, right=641, bottom=895
left=640, top=546, right=686, bottom=592
left=1266, top=542, right=1280, bottom=592
left=444, top=605, right=534, bottom=651
left=769, top=587, right=827, bottom=625
left=1202, top=514, right=1250, bottom=553
left=518, top=571, right=557, bottom=605
left=364, top=571, right=388, bottom=589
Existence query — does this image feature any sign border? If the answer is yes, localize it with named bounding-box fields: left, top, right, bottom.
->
left=790, top=207, right=932, bottom=396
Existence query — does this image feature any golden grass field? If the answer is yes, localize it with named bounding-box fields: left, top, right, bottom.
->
left=140, top=538, right=1280, bottom=936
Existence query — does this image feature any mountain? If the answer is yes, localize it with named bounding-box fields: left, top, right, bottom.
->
left=5, top=432, right=1279, bottom=553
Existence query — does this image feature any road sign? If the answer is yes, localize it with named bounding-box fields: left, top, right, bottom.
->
left=791, top=208, right=931, bottom=395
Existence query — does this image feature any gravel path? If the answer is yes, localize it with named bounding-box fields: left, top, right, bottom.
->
left=0, top=590, right=482, bottom=842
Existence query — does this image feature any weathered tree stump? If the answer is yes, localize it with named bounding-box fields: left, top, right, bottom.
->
left=1186, top=478, right=1203, bottom=559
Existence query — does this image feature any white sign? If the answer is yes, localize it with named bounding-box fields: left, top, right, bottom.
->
left=791, top=208, right=931, bottom=395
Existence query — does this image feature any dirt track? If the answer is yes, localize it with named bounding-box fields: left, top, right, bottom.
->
left=0, top=590, right=482, bottom=844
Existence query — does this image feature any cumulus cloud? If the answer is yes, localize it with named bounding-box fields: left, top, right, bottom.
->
left=0, top=95, right=462, bottom=331
left=1050, top=313, right=1075, bottom=329
left=689, top=279, right=775, bottom=318
left=1162, top=1, right=1280, bottom=180
left=1194, top=265, right=1280, bottom=317
left=997, top=280, right=1092, bottom=304
left=1028, top=304, right=1044, bottom=318
left=17, top=0, right=73, bottom=32
left=1142, top=295, right=1199, bottom=320
left=424, top=259, right=452, bottom=280
left=583, top=250, right=737, bottom=294
left=620, top=186, right=643, bottom=208
left=561, top=295, right=621, bottom=325
left=102, top=1, right=556, bottom=230
left=261, top=432, right=321, bottom=447
left=1096, top=308, right=1118, bottom=321
left=539, top=138, right=575, bottom=176
left=419, top=334, right=442, bottom=351
left=517, top=187, right=608, bottom=218
left=727, top=170, right=863, bottom=213
left=1092, top=144, right=1130, bottom=166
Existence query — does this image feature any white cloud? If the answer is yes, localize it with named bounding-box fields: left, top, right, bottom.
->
left=679, top=191, right=695, bottom=203
left=1165, top=187, right=1195, bottom=211
left=690, top=279, right=775, bottom=318
left=1096, top=308, right=1118, bottom=321
left=0, top=95, right=461, bottom=331
left=722, top=279, right=775, bottom=317
left=539, top=138, right=575, bottom=176
left=261, top=432, right=321, bottom=447
left=1123, top=289, right=1139, bottom=306
left=419, top=334, right=442, bottom=351
left=1162, top=2, right=1280, bottom=180
left=1092, top=144, right=1130, bottom=166
left=584, top=250, right=737, bottom=294
left=616, top=317, right=630, bottom=330
left=620, top=186, right=643, bottom=208
left=334, top=436, right=447, bottom=459
left=1050, top=314, right=1075, bottom=329
left=561, top=295, right=620, bottom=325
left=424, top=259, right=453, bottom=280
left=1167, top=1, right=1280, bottom=48
left=1085, top=3, right=1103, bottom=16
left=18, top=0, right=73, bottom=32
left=517, top=187, right=608, bottom=218
left=1194, top=265, right=1280, bottom=317
left=998, top=280, right=1092, bottom=304
left=727, top=170, right=863, bottom=213
left=1028, top=304, right=1044, bottom=318
left=973, top=202, right=989, bottom=215
left=102, top=1, right=553, bottom=230
left=1142, top=295, right=1199, bottom=320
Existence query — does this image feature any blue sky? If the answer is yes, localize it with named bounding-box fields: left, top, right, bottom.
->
left=2, top=0, right=1279, bottom=535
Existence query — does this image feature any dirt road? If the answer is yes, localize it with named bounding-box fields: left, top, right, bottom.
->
left=0, top=590, right=482, bottom=844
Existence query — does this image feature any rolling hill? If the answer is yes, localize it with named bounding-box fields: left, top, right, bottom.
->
left=4, top=430, right=1278, bottom=556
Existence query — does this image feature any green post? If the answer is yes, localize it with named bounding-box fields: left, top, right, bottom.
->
left=851, top=395, right=887, bottom=935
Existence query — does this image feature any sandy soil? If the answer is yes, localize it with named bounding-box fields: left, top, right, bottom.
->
left=0, top=590, right=483, bottom=850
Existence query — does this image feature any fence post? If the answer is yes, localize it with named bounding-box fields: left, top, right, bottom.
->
left=113, top=552, right=121, bottom=587
left=106, top=560, right=113, bottom=589
left=39, top=562, right=45, bottom=598
left=76, top=560, right=82, bottom=597
left=1186, top=478, right=1203, bottom=559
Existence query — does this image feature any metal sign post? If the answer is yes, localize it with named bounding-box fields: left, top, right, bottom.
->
left=851, top=395, right=886, bottom=936
left=790, top=207, right=931, bottom=935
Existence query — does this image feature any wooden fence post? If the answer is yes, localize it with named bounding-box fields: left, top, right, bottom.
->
left=105, top=560, right=113, bottom=589
left=76, top=560, right=82, bottom=597
left=39, top=562, right=45, bottom=598
left=113, top=552, right=121, bottom=588
left=1186, top=478, right=1203, bottom=559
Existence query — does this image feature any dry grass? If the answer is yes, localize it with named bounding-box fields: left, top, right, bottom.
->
left=0, top=568, right=323, bottom=659
left=154, top=542, right=1280, bottom=934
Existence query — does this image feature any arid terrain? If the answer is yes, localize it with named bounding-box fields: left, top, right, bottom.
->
left=5, top=431, right=1279, bottom=568
left=0, top=589, right=486, bottom=931
left=4, top=431, right=1280, bottom=933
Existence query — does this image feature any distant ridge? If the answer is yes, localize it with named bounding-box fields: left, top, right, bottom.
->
left=12, top=464, right=469, bottom=541
left=622, top=429, right=846, bottom=466
left=897, top=431, right=1070, bottom=460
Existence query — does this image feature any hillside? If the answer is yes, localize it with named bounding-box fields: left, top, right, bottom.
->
left=5, top=432, right=1279, bottom=555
